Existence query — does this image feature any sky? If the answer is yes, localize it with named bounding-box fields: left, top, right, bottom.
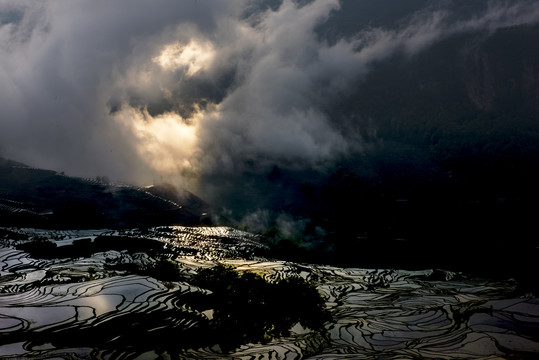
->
left=1, top=0, right=539, bottom=199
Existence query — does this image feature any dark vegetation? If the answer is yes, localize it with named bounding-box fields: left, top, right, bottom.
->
left=108, top=257, right=185, bottom=282
left=190, top=264, right=329, bottom=352
left=258, top=165, right=538, bottom=294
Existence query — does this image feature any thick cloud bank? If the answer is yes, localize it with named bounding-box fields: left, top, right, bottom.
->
left=1, top=0, right=538, bottom=194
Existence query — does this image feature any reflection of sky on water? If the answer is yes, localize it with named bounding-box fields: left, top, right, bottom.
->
left=0, top=316, right=24, bottom=333
left=63, top=294, right=124, bottom=318
left=0, top=266, right=167, bottom=332
left=1, top=231, right=538, bottom=358
left=54, top=277, right=167, bottom=318
left=0, top=342, right=26, bottom=357
left=0, top=306, right=76, bottom=330
left=99, top=278, right=158, bottom=302
left=0, top=291, right=125, bottom=331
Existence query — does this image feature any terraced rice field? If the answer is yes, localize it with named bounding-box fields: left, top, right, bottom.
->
left=0, top=227, right=538, bottom=359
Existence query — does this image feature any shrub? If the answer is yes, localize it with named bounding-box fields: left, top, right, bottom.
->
left=145, top=258, right=182, bottom=281
left=17, top=239, right=57, bottom=259
left=192, top=264, right=329, bottom=352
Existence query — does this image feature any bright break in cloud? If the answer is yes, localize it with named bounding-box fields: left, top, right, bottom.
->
left=1, top=0, right=539, bottom=198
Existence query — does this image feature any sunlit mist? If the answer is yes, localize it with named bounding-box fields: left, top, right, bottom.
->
left=113, top=107, right=199, bottom=181
left=153, top=40, right=215, bottom=76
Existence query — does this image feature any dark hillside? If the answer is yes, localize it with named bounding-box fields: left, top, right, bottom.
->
left=216, top=24, right=539, bottom=280
left=0, top=158, right=209, bottom=229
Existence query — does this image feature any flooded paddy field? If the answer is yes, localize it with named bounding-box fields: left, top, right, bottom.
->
left=0, top=227, right=538, bottom=359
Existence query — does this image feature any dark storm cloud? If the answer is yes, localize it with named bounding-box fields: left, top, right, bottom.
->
left=190, top=0, right=539, bottom=180
left=1, top=0, right=538, bottom=192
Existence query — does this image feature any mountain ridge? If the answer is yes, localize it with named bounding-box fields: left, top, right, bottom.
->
left=0, top=157, right=211, bottom=229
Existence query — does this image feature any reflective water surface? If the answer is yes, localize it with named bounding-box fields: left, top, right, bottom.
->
left=0, top=227, right=538, bottom=359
